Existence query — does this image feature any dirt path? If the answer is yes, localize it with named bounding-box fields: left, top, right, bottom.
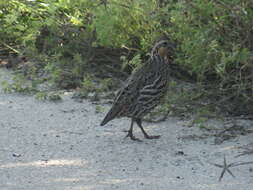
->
left=0, top=68, right=253, bottom=190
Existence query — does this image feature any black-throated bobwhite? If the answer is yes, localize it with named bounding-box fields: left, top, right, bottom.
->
left=101, top=39, right=173, bottom=141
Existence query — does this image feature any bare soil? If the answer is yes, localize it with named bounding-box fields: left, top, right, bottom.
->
left=1, top=68, right=253, bottom=190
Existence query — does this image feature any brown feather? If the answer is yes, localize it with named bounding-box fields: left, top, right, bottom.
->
left=100, top=45, right=171, bottom=126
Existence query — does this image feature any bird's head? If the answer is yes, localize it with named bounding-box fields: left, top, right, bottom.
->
left=151, top=38, right=175, bottom=62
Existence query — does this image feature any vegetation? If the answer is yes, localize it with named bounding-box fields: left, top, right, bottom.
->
left=0, top=0, right=253, bottom=115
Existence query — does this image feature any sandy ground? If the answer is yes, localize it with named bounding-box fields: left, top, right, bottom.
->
left=0, top=68, right=253, bottom=190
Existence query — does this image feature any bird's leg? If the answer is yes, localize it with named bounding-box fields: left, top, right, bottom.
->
left=136, top=118, right=160, bottom=139
left=125, top=119, right=142, bottom=142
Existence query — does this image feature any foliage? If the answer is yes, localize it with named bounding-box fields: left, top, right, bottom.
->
left=167, top=0, right=253, bottom=106
left=1, top=0, right=253, bottom=114
left=170, top=0, right=253, bottom=74
left=121, top=54, right=142, bottom=71
left=34, top=91, right=48, bottom=100
left=35, top=91, right=62, bottom=101
left=0, top=74, right=37, bottom=94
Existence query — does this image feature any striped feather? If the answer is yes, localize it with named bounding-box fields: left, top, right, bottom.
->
left=100, top=42, right=170, bottom=125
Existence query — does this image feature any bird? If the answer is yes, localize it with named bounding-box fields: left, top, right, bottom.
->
left=100, top=39, right=173, bottom=141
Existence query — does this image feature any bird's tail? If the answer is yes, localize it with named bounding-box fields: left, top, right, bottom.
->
left=100, top=107, right=119, bottom=126
left=100, top=115, right=110, bottom=126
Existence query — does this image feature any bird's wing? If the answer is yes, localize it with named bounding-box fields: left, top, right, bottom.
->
left=133, top=70, right=168, bottom=117
left=100, top=62, right=153, bottom=126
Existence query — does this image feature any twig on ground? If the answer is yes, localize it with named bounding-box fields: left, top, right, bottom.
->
left=235, top=143, right=253, bottom=157
left=0, top=41, right=20, bottom=54
left=208, top=155, right=253, bottom=181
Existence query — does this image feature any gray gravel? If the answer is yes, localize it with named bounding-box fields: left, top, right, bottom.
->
left=1, top=68, right=253, bottom=190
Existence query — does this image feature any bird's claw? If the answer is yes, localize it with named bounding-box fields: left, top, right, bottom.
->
left=144, top=135, right=161, bottom=139
left=125, top=131, right=142, bottom=142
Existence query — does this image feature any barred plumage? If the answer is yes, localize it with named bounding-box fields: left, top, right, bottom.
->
left=100, top=40, right=173, bottom=141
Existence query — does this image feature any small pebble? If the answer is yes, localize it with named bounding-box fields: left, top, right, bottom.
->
left=12, top=153, right=21, bottom=157
left=176, top=151, right=185, bottom=155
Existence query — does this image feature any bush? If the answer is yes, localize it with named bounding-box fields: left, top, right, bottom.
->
left=1, top=0, right=253, bottom=114
left=167, top=0, right=253, bottom=114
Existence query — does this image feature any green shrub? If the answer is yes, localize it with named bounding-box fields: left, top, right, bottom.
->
left=168, top=0, right=253, bottom=82
left=1, top=0, right=253, bottom=114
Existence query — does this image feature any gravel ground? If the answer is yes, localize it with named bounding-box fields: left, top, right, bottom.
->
left=1, top=68, right=253, bottom=190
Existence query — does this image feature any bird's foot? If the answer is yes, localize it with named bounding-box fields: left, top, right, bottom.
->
left=144, top=134, right=161, bottom=139
left=125, top=131, right=142, bottom=142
